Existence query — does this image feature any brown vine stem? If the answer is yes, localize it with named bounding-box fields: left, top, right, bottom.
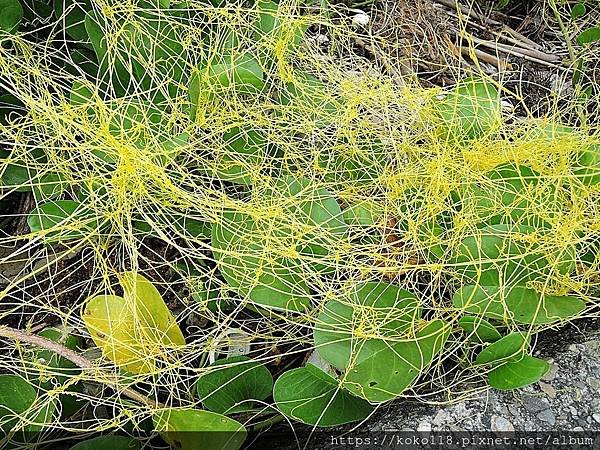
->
left=0, top=325, right=161, bottom=409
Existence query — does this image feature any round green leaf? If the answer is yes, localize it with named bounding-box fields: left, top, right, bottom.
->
left=196, top=356, right=273, bottom=414
left=474, top=332, right=530, bottom=366
left=434, top=77, right=501, bottom=141
left=458, top=316, right=502, bottom=343
left=0, top=0, right=23, bottom=33
left=153, top=408, right=247, bottom=450
left=211, top=210, right=311, bottom=312
left=0, top=375, right=37, bottom=432
left=212, top=126, right=274, bottom=185
left=314, top=282, right=421, bottom=370
left=453, top=285, right=585, bottom=325
left=571, top=3, right=587, bottom=20
left=343, top=319, right=450, bottom=402
left=487, top=355, right=550, bottom=390
left=273, top=364, right=374, bottom=427
left=27, top=200, right=97, bottom=242
left=211, top=175, right=345, bottom=311
left=452, top=224, right=575, bottom=286
left=70, top=435, right=141, bottom=450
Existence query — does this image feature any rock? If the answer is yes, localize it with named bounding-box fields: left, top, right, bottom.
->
left=537, top=409, right=556, bottom=426
left=573, top=427, right=585, bottom=431
left=491, top=415, right=514, bottom=432
left=570, top=406, right=579, bottom=417
left=538, top=381, right=557, bottom=399
left=568, top=344, right=579, bottom=353
left=587, top=378, right=600, bottom=391
left=508, top=405, right=520, bottom=416
left=417, top=421, right=432, bottom=432
left=541, top=363, right=559, bottom=381
left=593, top=413, right=600, bottom=424
left=524, top=396, right=551, bottom=413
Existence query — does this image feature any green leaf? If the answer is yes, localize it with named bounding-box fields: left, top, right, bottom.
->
left=575, top=144, right=600, bottom=186
left=453, top=285, right=585, bottom=325
left=342, top=319, right=450, bottom=402
left=212, top=126, right=272, bottom=185
left=193, top=52, right=264, bottom=97
left=70, top=435, right=141, bottom=450
left=273, top=364, right=374, bottom=427
left=0, top=375, right=38, bottom=432
left=458, top=316, right=502, bottom=343
left=487, top=355, right=550, bottom=390
left=196, top=355, right=273, bottom=414
left=577, top=27, right=600, bottom=45
left=0, top=0, right=23, bottom=33
left=571, top=3, right=587, bottom=20
left=27, top=200, right=97, bottom=241
left=452, top=224, right=576, bottom=286
left=153, top=408, right=247, bottom=450
left=278, top=72, right=340, bottom=127
left=32, top=172, right=66, bottom=200
left=211, top=175, right=345, bottom=311
left=314, top=282, right=421, bottom=370
left=342, top=200, right=382, bottom=227
left=474, top=332, right=530, bottom=366
left=1, top=163, right=37, bottom=192
left=54, top=0, right=92, bottom=41
left=434, top=78, right=501, bottom=141
left=253, top=0, right=308, bottom=65
left=211, top=210, right=311, bottom=312
left=83, top=272, right=185, bottom=374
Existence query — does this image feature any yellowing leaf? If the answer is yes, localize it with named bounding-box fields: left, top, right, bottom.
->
left=120, top=272, right=185, bottom=347
left=83, top=273, right=185, bottom=374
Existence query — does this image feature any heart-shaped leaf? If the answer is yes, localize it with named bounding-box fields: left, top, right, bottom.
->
left=83, top=272, right=185, bottom=374
left=341, top=319, right=449, bottom=402
left=434, top=77, right=501, bottom=141
left=474, top=332, right=530, bottom=366
left=273, top=364, right=373, bottom=427
left=211, top=210, right=311, bottom=312
left=314, top=282, right=421, bottom=370
left=487, top=355, right=550, bottom=390
left=196, top=356, right=273, bottom=414
left=453, top=285, right=585, bottom=324
left=452, top=224, right=575, bottom=286
left=458, top=316, right=502, bottom=343
left=153, top=408, right=247, bottom=450
left=70, top=435, right=141, bottom=450
left=0, top=0, right=23, bottom=33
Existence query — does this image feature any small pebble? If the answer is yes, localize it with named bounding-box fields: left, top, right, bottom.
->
left=491, top=415, right=514, bottom=433
left=541, top=363, right=559, bottom=381
left=568, top=344, right=579, bottom=353
left=539, top=381, right=557, bottom=399
left=417, top=421, right=431, bottom=432
left=570, top=406, right=579, bottom=417
left=592, top=413, right=600, bottom=424
left=573, top=427, right=585, bottom=431
left=537, top=409, right=556, bottom=426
